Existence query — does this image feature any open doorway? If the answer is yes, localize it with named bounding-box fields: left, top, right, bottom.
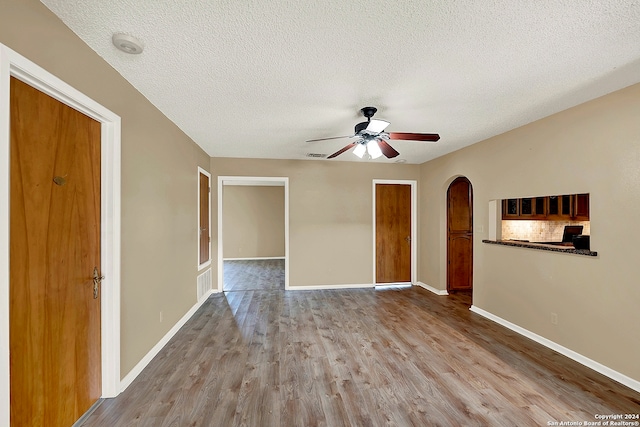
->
left=223, top=259, right=285, bottom=291
left=217, top=177, right=289, bottom=292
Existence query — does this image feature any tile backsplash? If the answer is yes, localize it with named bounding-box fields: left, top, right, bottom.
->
left=501, top=220, right=590, bottom=242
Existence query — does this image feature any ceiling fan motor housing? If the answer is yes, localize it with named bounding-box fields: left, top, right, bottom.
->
left=354, top=121, right=369, bottom=134
left=360, top=106, right=377, bottom=119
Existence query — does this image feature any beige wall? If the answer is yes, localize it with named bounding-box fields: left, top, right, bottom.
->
left=223, top=186, right=285, bottom=258
left=419, top=82, right=640, bottom=383
left=212, top=158, right=420, bottom=287
left=1, top=0, right=211, bottom=377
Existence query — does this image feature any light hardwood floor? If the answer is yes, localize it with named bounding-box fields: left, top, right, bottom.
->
left=83, top=287, right=640, bottom=426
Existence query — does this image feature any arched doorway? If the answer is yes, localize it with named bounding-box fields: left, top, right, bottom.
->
left=447, top=177, right=473, bottom=292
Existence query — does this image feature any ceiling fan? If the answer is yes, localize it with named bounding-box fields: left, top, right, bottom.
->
left=306, top=106, right=440, bottom=159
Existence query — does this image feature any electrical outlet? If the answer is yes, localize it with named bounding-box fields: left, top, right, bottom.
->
left=160, top=311, right=163, bottom=323
left=551, top=312, right=558, bottom=325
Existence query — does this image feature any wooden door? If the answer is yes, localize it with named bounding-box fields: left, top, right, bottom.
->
left=199, top=171, right=210, bottom=265
left=376, top=184, right=411, bottom=283
left=9, top=77, right=102, bottom=426
left=447, top=177, right=473, bottom=292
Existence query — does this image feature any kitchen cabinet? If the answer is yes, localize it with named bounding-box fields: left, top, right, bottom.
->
left=547, top=195, right=573, bottom=220
left=517, top=197, right=547, bottom=218
left=547, top=195, right=559, bottom=217
left=573, top=193, right=590, bottom=220
left=520, top=198, right=533, bottom=216
left=502, top=194, right=588, bottom=220
left=534, top=197, right=547, bottom=218
left=503, top=199, right=519, bottom=218
left=502, top=196, right=547, bottom=220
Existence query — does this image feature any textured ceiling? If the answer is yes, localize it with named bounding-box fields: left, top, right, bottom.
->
left=40, top=0, right=640, bottom=164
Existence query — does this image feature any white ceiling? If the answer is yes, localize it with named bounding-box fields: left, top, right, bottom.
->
left=40, top=0, right=640, bottom=164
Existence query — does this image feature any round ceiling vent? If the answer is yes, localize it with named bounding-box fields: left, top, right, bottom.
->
left=112, top=33, right=144, bottom=54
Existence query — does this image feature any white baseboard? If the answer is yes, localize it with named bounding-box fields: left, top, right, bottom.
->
left=417, top=281, right=449, bottom=295
left=223, top=257, right=285, bottom=261
left=469, top=305, right=640, bottom=394
left=287, top=283, right=373, bottom=291
left=119, top=289, right=215, bottom=392
left=375, top=283, right=413, bottom=289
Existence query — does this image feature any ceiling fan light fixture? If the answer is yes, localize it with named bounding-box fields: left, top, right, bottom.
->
left=366, top=140, right=383, bottom=159
left=353, top=143, right=366, bottom=158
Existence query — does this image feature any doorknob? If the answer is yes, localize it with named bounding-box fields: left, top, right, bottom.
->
left=405, top=236, right=411, bottom=244
left=93, top=267, right=104, bottom=299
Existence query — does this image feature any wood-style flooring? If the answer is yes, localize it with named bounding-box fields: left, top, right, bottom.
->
left=83, top=287, right=640, bottom=426
left=223, top=259, right=285, bottom=291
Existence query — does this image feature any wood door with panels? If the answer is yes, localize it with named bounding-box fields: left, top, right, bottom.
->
left=447, top=177, right=473, bottom=292
left=9, top=77, right=102, bottom=426
left=376, top=184, right=411, bottom=284
left=199, top=170, right=210, bottom=265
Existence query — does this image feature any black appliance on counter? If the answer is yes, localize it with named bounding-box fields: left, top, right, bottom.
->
left=562, top=225, right=590, bottom=250
left=562, top=226, right=583, bottom=243
left=572, top=235, right=590, bottom=250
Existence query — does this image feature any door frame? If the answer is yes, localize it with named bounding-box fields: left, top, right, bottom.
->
left=0, top=43, right=122, bottom=425
left=372, top=179, right=417, bottom=285
left=217, top=176, right=289, bottom=291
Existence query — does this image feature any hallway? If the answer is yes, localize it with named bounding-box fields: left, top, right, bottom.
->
left=223, top=259, right=285, bottom=291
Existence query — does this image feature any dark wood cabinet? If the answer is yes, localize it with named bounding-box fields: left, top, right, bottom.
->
left=520, top=198, right=533, bottom=216
left=548, top=195, right=559, bottom=216
left=503, top=194, right=589, bottom=221
left=573, top=193, right=590, bottom=220
left=521, top=197, right=547, bottom=219
left=503, top=199, right=519, bottom=218
left=534, top=197, right=547, bottom=219
left=562, top=195, right=572, bottom=216
left=547, top=195, right=573, bottom=220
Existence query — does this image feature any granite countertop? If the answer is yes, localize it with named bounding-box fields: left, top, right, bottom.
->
left=482, top=239, right=597, bottom=257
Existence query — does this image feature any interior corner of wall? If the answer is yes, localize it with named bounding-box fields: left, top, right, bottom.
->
left=488, top=200, right=498, bottom=240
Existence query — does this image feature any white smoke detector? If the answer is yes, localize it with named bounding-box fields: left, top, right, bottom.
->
left=112, top=33, right=144, bottom=54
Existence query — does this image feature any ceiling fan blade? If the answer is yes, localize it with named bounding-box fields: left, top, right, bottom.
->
left=377, top=140, right=400, bottom=158
left=388, top=132, right=440, bottom=142
left=366, top=119, right=390, bottom=133
left=306, top=135, right=353, bottom=143
left=327, top=142, right=356, bottom=159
